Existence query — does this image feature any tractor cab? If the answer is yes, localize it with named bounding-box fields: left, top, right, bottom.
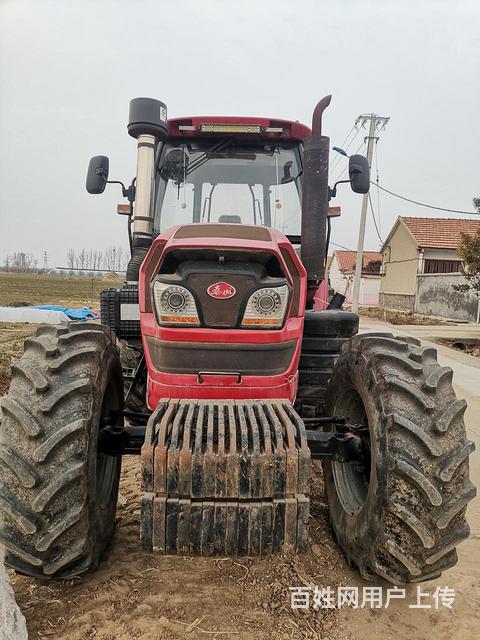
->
left=153, top=117, right=310, bottom=238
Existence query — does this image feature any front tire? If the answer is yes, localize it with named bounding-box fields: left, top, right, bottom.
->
left=324, top=333, right=476, bottom=584
left=0, top=322, right=123, bottom=578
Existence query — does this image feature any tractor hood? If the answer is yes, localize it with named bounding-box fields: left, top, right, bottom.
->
left=138, top=223, right=307, bottom=317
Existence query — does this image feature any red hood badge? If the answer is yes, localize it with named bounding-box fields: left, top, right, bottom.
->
left=207, top=282, right=236, bottom=299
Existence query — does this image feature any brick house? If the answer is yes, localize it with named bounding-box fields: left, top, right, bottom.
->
left=380, top=216, right=480, bottom=320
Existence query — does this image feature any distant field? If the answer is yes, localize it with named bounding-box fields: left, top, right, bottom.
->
left=0, top=272, right=122, bottom=308
left=0, top=273, right=122, bottom=377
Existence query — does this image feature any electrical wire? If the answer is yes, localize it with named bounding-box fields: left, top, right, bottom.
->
left=333, top=139, right=366, bottom=183
left=330, top=126, right=361, bottom=174
left=333, top=141, right=365, bottom=183
left=330, top=240, right=357, bottom=252
left=330, top=126, right=357, bottom=172
left=330, top=124, right=355, bottom=163
left=373, top=182, right=478, bottom=215
left=374, top=140, right=381, bottom=235
left=383, top=256, right=419, bottom=264
left=368, top=192, right=384, bottom=245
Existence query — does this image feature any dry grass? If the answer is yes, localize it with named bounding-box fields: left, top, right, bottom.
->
left=0, top=272, right=121, bottom=309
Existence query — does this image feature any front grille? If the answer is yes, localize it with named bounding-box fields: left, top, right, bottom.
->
left=145, top=337, right=297, bottom=376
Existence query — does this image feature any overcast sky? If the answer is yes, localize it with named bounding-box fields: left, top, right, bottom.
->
left=1, top=0, right=479, bottom=268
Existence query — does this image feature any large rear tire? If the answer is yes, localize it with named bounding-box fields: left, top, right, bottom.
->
left=0, top=322, right=123, bottom=579
left=324, top=333, right=476, bottom=584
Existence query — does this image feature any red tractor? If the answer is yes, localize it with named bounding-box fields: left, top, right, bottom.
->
left=0, top=97, right=474, bottom=582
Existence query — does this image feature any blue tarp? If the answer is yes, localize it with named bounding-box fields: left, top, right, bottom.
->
left=32, top=306, right=98, bottom=321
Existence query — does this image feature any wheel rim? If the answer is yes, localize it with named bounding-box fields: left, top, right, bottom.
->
left=331, top=386, right=371, bottom=516
left=98, top=377, right=121, bottom=507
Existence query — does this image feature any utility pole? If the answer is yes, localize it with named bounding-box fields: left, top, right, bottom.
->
left=351, top=113, right=389, bottom=314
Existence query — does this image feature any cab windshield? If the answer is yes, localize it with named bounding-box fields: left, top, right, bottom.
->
left=153, top=139, right=302, bottom=235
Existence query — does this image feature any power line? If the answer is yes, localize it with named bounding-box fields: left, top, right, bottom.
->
left=374, top=140, right=382, bottom=235
left=368, top=192, right=384, bottom=245
left=383, top=257, right=419, bottom=264
left=330, top=127, right=361, bottom=174
left=374, top=182, right=478, bottom=215
left=329, top=125, right=356, bottom=173
left=333, top=139, right=366, bottom=183
left=330, top=240, right=357, bottom=252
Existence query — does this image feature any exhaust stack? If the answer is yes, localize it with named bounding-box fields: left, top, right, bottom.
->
left=301, top=96, right=331, bottom=305
left=126, top=98, right=168, bottom=283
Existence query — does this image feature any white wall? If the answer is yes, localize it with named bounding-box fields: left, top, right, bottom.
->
left=359, top=276, right=381, bottom=306
left=416, top=273, right=479, bottom=321
left=328, top=255, right=380, bottom=305
left=329, top=255, right=353, bottom=298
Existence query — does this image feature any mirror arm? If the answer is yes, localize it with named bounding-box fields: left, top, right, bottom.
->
left=328, top=179, right=351, bottom=200
left=115, top=179, right=136, bottom=254
left=105, top=176, right=136, bottom=202
left=106, top=178, right=127, bottom=192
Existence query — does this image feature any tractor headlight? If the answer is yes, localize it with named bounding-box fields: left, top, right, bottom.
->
left=152, top=282, right=200, bottom=326
left=241, top=285, right=289, bottom=328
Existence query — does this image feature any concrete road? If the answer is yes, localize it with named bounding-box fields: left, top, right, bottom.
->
left=338, top=318, right=480, bottom=640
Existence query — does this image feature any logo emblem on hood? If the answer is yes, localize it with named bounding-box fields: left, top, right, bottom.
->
left=207, top=282, right=236, bottom=299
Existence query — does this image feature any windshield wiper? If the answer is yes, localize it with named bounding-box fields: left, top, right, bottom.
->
left=184, top=138, right=234, bottom=179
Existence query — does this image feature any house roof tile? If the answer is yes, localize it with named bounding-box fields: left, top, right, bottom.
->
left=401, top=217, right=480, bottom=249
left=333, top=251, right=382, bottom=274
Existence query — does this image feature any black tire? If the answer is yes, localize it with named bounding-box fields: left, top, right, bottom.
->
left=324, top=333, right=476, bottom=584
left=303, top=309, right=359, bottom=337
left=296, top=311, right=358, bottom=418
left=0, top=322, right=123, bottom=579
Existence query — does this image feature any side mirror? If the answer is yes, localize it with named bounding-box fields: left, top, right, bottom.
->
left=86, top=155, right=109, bottom=194
left=349, top=154, right=370, bottom=194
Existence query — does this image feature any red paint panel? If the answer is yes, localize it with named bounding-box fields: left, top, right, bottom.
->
left=167, top=116, right=311, bottom=141
left=139, top=225, right=306, bottom=408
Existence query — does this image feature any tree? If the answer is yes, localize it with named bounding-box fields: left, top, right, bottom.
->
left=103, top=246, right=127, bottom=271
left=66, top=249, right=75, bottom=269
left=78, top=248, right=87, bottom=270
left=8, top=252, right=35, bottom=272
left=454, top=197, right=480, bottom=294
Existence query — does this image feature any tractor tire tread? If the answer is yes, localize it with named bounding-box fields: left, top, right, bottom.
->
left=0, top=321, right=121, bottom=578
left=325, top=332, right=475, bottom=583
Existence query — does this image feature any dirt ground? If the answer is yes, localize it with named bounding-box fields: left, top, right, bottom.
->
left=435, top=337, right=480, bottom=358
left=358, top=305, right=447, bottom=325
left=1, top=277, right=479, bottom=639
left=8, top=459, right=359, bottom=640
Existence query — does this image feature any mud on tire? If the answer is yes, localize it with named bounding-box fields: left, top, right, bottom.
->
left=0, top=322, right=123, bottom=579
left=324, top=333, right=476, bottom=584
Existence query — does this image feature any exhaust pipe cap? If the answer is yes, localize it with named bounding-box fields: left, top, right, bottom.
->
left=128, top=97, right=169, bottom=140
